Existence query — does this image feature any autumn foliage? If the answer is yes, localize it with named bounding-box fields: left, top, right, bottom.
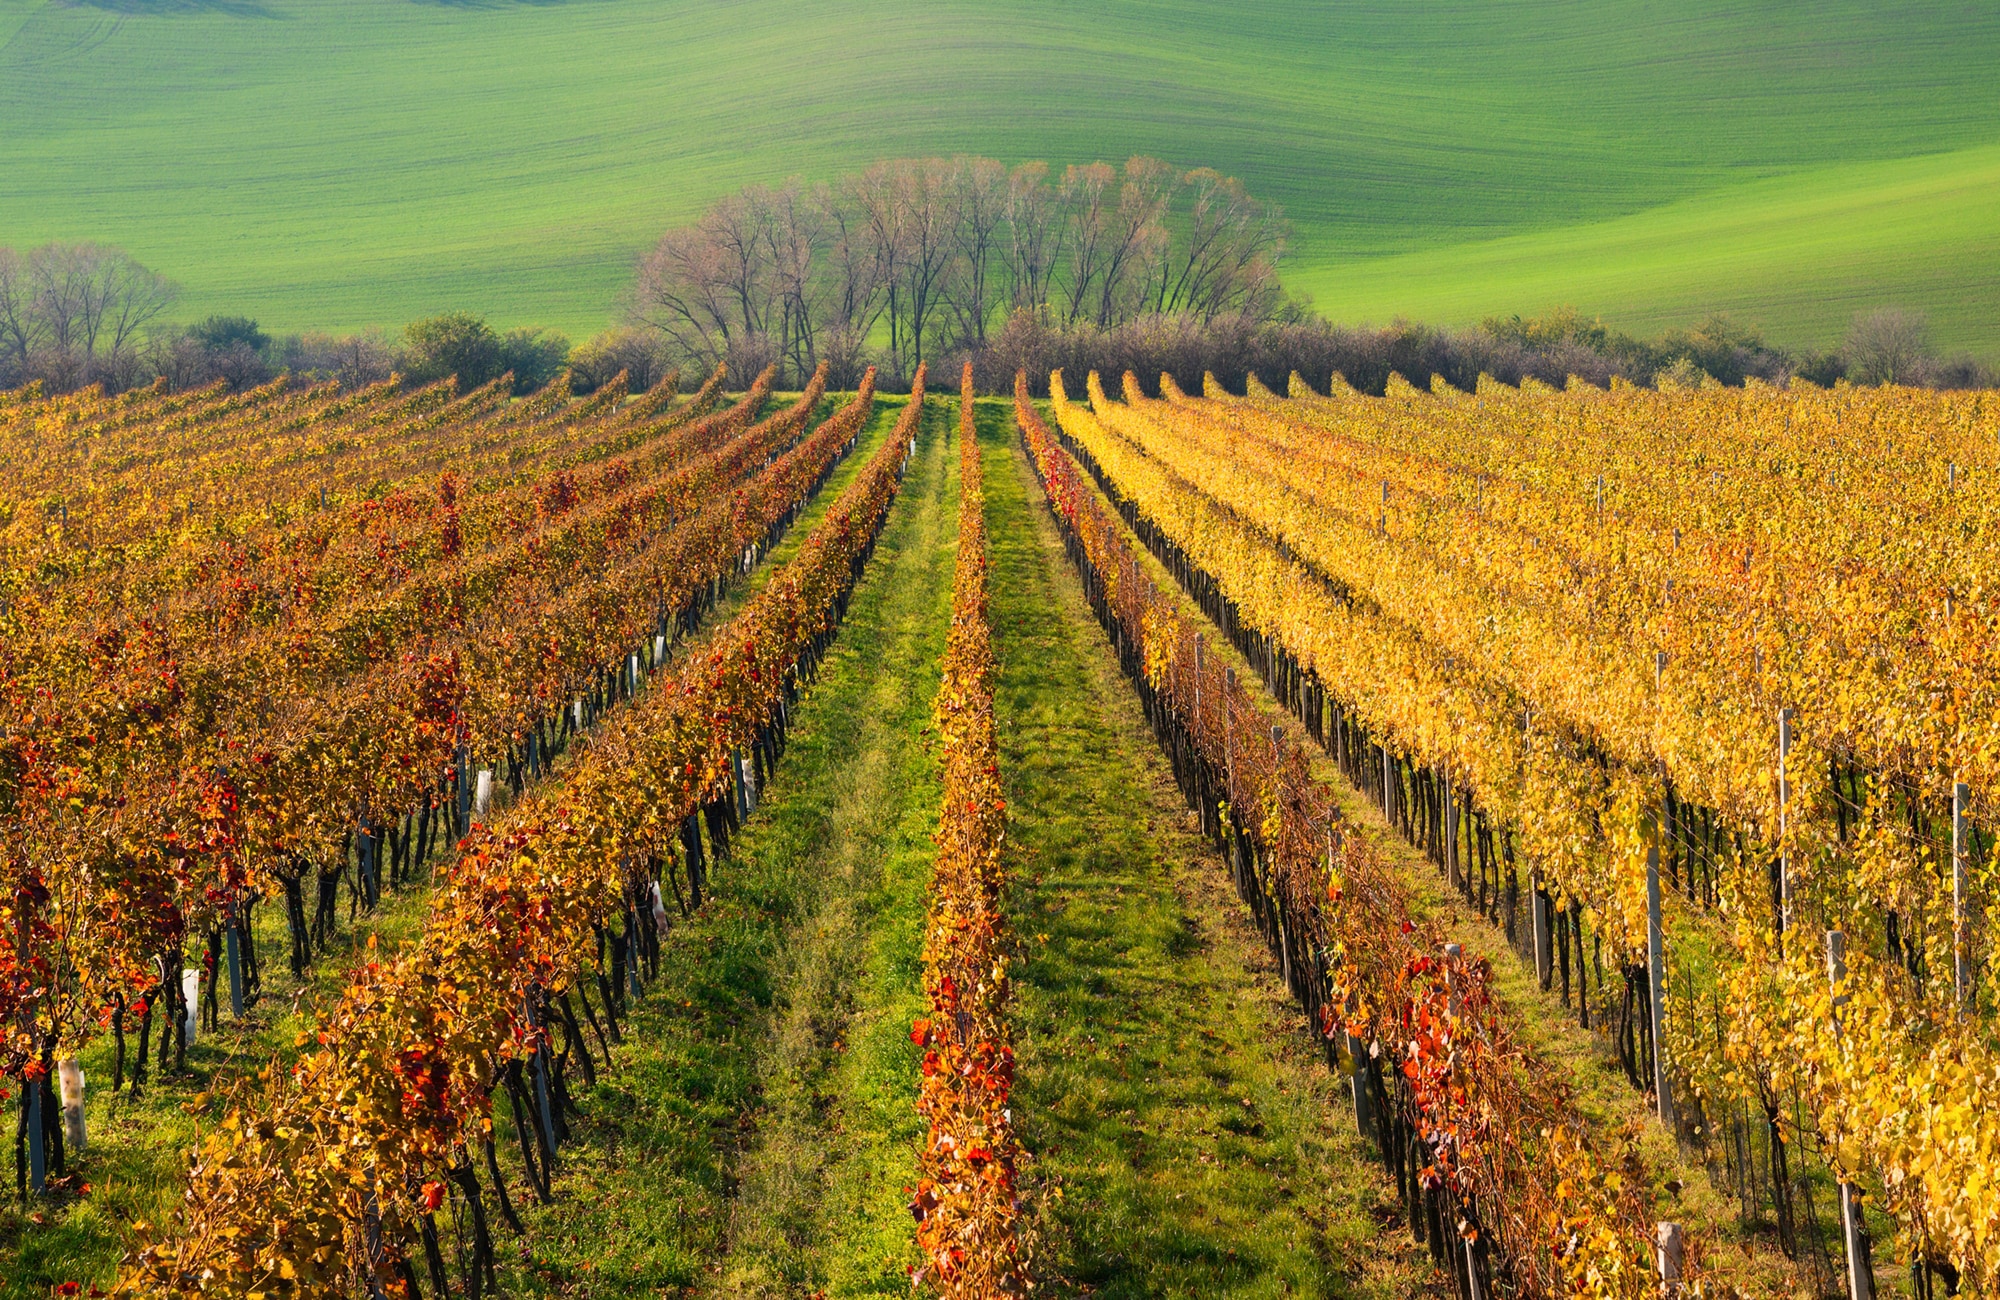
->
left=909, top=366, right=1027, bottom=1295
left=1019, top=371, right=1662, bottom=1300
left=110, top=370, right=920, bottom=1297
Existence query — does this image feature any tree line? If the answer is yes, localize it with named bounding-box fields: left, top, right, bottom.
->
left=627, top=156, right=1288, bottom=387
left=4, top=177, right=1993, bottom=400
left=0, top=242, right=577, bottom=397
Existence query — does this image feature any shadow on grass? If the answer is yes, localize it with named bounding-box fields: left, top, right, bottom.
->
left=56, top=0, right=284, bottom=17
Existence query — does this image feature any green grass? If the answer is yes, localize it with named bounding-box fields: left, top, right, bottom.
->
left=984, top=401, right=1428, bottom=1298
left=451, top=396, right=948, bottom=1298
left=1, top=0, right=1996, bottom=354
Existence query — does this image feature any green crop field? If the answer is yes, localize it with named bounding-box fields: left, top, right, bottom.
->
left=1, top=0, right=1996, bottom=352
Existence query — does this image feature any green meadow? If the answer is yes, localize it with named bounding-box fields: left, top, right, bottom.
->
left=1, top=0, right=1995, bottom=352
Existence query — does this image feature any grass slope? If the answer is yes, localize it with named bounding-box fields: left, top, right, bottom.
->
left=986, top=403, right=1427, bottom=1298
left=0, top=0, right=1995, bottom=352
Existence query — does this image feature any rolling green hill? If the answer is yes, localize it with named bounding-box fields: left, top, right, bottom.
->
left=1, top=0, right=1996, bottom=354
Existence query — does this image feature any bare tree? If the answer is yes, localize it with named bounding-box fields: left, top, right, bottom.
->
left=1845, top=308, right=1933, bottom=386
left=850, top=161, right=913, bottom=367
left=631, top=198, right=773, bottom=374
left=0, top=242, right=176, bottom=390
left=762, top=182, right=828, bottom=381
left=1091, top=157, right=1176, bottom=328
left=95, top=250, right=179, bottom=361
left=1054, top=162, right=1116, bottom=328
left=812, top=182, right=888, bottom=388
left=941, top=155, right=1008, bottom=347
left=27, top=243, right=176, bottom=362
left=0, top=247, right=40, bottom=377
left=1002, top=162, right=1064, bottom=318
left=895, top=159, right=957, bottom=371
left=1151, top=168, right=1286, bottom=320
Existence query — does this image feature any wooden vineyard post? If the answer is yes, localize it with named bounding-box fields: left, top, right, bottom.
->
left=474, top=769, right=494, bottom=821
left=456, top=747, right=474, bottom=831
left=1443, top=779, right=1456, bottom=889
left=1194, top=636, right=1206, bottom=833
left=1532, top=871, right=1552, bottom=991
left=1953, top=781, right=1971, bottom=1012
left=1647, top=828, right=1673, bottom=1127
left=1348, top=1026, right=1372, bottom=1138
left=1272, top=725, right=1292, bottom=986
left=225, top=907, right=245, bottom=1018
left=1777, top=708, right=1795, bottom=944
left=26, top=1071, right=45, bottom=1193
left=1330, top=822, right=1373, bottom=1141
left=1225, top=668, right=1237, bottom=808
left=1827, top=929, right=1877, bottom=1300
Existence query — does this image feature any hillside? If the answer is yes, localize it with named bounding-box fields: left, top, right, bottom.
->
left=1, top=0, right=1995, bottom=353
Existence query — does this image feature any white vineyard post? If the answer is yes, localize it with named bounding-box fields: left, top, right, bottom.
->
left=1826, top=929, right=1876, bottom=1300
left=1657, top=1222, right=1684, bottom=1287
left=474, top=769, right=493, bottom=820
left=182, top=968, right=200, bottom=1044
left=58, top=1058, right=85, bottom=1155
left=1953, top=780, right=1971, bottom=1012
left=1647, top=830, right=1673, bottom=1127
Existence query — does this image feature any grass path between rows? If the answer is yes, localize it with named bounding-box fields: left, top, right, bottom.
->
left=983, top=401, right=1429, bottom=1300
left=470, top=395, right=950, bottom=1297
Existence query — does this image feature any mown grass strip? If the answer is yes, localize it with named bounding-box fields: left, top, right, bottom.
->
left=465, top=396, right=949, bottom=1298
left=984, top=398, right=1428, bottom=1300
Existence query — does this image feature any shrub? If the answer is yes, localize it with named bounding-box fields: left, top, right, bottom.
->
left=402, top=312, right=503, bottom=389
